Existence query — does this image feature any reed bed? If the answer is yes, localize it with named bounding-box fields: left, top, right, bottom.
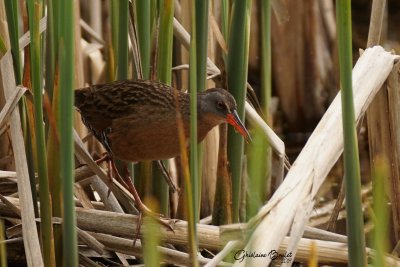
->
left=1, top=1, right=400, bottom=266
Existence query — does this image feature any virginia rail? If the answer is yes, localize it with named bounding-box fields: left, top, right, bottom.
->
left=74, top=79, right=250, bottom=217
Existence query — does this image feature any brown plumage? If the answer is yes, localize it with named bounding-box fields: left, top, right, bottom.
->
left=74, top=79, right=250, bottom=162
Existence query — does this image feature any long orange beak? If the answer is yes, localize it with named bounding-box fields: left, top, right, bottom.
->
left=226, top=110, right=251, bottom=142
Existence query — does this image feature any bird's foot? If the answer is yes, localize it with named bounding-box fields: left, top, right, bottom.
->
left=94, top=153, right=110, bottom=164
left=113, top=163, right=174, bottom=233
left=95, top=153, right=114, bottom=196
left=120, top=168, right=173, bottom=229
left=132, top=206, right=174, bottom=246
left=122, top=171, right=173, bottom=245
left=95, top=155, right=174, bottom=242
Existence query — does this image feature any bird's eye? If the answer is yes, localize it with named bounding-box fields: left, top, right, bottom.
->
left=217, top=101, right=225, bottom=110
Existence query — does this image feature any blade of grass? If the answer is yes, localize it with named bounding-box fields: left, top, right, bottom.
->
left=115, top=0, right=133, bottom=182
left=59, top=0, right=77, bottom=266
left=173, top=87, right=198, bottom=267
left=387, top=61, right=400, bottom=248
left=221, top=0, right=229, bottom=64
left=211, top=0, right=231, bottom=226
left=189, top=0, right=200, bottom=264
left=44, top=0, right=56, bottom=101
left=109, top=1, right=118, bottom=81
left=194, top=0, right=209, bottom=220
left=155, top=0, right=174, bottom=216
left=261, top=0, right=272, bottom=136
left=4, top=0, right=22, bottom=83
left=308, top=241, right=318, bottom=267
left=260, top=0, right=272, bottom=198
left=372, top=156, right=389, bottom=267
left=133, top=0, right=159, bottom=218
left=129, top=3, right=143, bottom=79
left=336, top=1, right=366, bottom=266
left=247, top=0, right=273, bottom=220
left=26, top=1, right=55, bottom=266
left=142, top=197, right=161, bottom=266
left=131, top=1, right=156, bottom=218
left=226, top=0, right=252, bottom=222
left=136, top=0, right=151, bottom=79
left=212, top=124, right=233, bottom=225
left=45, top=1, right=65, bottom=265
left=1, top=51, right=44, bottom=267
left=5, top=0, right=40, bottom=224
left=0, top=38, right=6, bottom=57
left=365, top=0, right=400, bottom=246
left=247, top=127, right=267, bottom=219
left=114, top=0, right=141, bottom=215
left=131, top=1, right=163, bottom=264
left=4, top=2, right=38, bottom=220
left=157, top=0, right=174, bottom=84
left=116, top=0, right=129, bottom=80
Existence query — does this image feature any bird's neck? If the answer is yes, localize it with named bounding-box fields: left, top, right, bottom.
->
left=178, top=94, right=217, bottom=142
left=197, top=121, right=217, bottom=142
left=197, top=94, right=218, bottom=142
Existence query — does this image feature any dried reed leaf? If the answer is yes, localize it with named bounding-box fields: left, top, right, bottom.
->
left=282, top=194, right=314, bottom=267
left=387, top=61, right=400, bottom=241
left=0, top=170, right=16, bottom=178
left=245, top=102, right=288, bottom=167
left=172, top=18, right=221, bottom=78
left=90, top=232, right=217, bottom=266
left=2, top=195, right=396, bottom=265
left=73, top=130, right=137, bottom=213
left=237, top=46, right=400, bottom=266
left=18, top=16, right=46, bottom=50
left=0, top=194, right=20, bottom=217
left=77, top=227, right=105, bottom=255
left=79, top=19, right=105, bottom=45
left=209, top=13, right=228, bottom=54
left=0, top=51, right=43, bottom=267
left=0, top=86, right=26, bottom=129
left=271, top=0, right=290, bottom=24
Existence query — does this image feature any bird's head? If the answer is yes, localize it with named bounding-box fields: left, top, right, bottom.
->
left=199, top=88, right=251, bottom=142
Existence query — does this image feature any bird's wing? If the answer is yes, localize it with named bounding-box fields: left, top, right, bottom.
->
left=75, top=79, right=185, bottom=131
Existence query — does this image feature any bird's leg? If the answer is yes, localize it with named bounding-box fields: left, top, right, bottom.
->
left=96, top=153, right=156, bottom=214
left=94, top=153, right=110, bottom=164
left=95, top=153, right=116, bottom=197
left=109, top=163, right=173, bottom=244
left=133, top=213, right=143, bottom=247
left=106, top=159, right=115, bottom=197
left=95, top=154, right=173, bottom=236
left=117, top=164, right=173, bottom=232
left=156, top=160, right=179, bottom=193
left=119, top=164, right=162, bottom=217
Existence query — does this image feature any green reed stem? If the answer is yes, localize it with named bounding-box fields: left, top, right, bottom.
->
left=59, top=0, right=77, bottom=266
left=226, top=0, right=252, bottom=222
left=336, top=1, right=366, bottom=266
left=27, top=1, right=55, bottom=266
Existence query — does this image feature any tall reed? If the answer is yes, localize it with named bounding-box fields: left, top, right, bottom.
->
left=45, top=0, right=63, bottom=264
left=247, top=0, right=272, bottom=220
left=187, top=0, right=204, bottom=264
left=336, top=1, right=366, bottom=266
left=226, top=0, right=252, bottom=222
left=59, top=0, right=77, bottom=266
left=372, top=157, right=389, bottom=267
left=26, top=1, right=55, bottom=266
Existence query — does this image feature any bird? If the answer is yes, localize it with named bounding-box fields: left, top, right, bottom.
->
left=74, top=79, right=250, bottom=220
left=75, top=79, right=250, bottom=162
